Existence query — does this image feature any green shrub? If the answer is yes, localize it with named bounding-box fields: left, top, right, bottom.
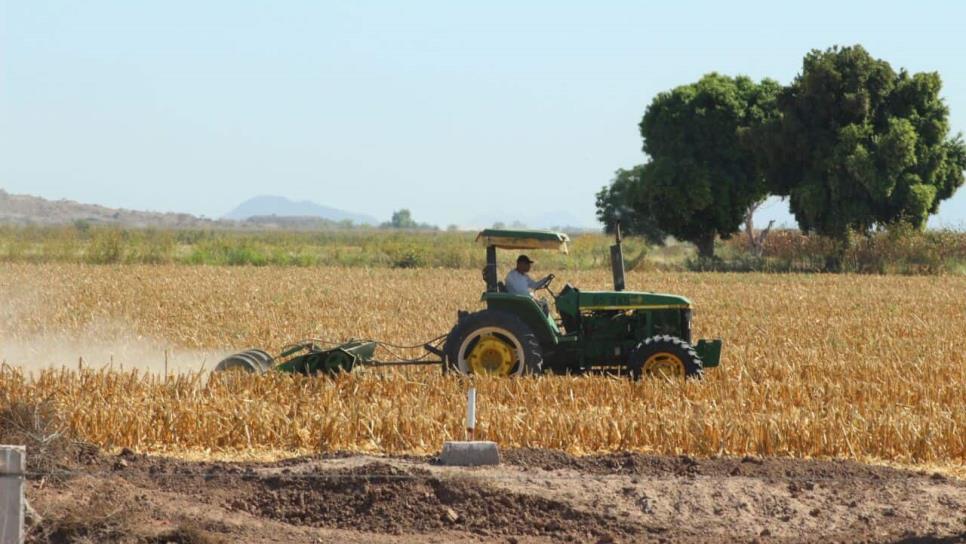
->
left=386, top=246, right=426, bottom=269
left=0, top=224, right=962, bottom=274
left=86, top=228, right=125, bottom=264
left=125, top=229, right=175, bottom=264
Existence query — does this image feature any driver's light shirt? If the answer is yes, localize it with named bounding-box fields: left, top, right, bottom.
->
left=505, top=269, right=539, bottom=296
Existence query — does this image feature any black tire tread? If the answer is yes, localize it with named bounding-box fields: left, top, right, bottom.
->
left=629, top=334, right=704, bottom=379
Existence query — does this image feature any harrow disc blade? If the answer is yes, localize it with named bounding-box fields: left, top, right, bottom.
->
left=245, top=349, right=275, bottom=369
left=214, top=350, right=273, bottom=373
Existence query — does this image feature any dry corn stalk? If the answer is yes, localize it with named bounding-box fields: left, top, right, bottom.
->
left=0, top=264, right=962, bottom=467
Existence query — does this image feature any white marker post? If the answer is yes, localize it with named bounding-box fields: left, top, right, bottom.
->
left=0, top=445, right=25, bottom=544
left=465, top=387, right=477, bottom=441
left=440, top=387, right=499, bottom=466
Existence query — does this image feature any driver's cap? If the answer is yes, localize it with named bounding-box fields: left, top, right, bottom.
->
left=517, top=254, right=534, bottom=264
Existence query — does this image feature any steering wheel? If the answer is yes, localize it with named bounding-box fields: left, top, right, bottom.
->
left=537, top=273, right=555, bottom=293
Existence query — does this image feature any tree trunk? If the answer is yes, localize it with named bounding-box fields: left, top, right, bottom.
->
left=824, top=233, right=850, bottom=272
left=824, top=254, right=841, bottom=272
left=744, top=200, right=774, bottom=258
left=744, top=202, right=759, bottom=250
left=695, top=232, right=716, bottom=259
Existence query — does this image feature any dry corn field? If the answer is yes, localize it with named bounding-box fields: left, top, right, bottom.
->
left=0, top=263, right=964, bottom=470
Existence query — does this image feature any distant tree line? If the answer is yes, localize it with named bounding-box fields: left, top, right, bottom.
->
left=381, top=209, right=438, bottom=230
left=596, top=45, right=966, bottom=267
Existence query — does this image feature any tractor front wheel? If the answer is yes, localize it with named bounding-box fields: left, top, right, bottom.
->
left=444, top=310, right=543, bottom=377
left=629, top=335, right=703, bottom=380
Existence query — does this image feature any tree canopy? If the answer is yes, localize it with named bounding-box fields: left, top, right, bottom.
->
left=597, top=73, right=780, bottom=258
left=595, top=165, right=667, bottom=245
left=597, top=46, right=965, bottom=264
left=758, top=45, right=966, bottom=242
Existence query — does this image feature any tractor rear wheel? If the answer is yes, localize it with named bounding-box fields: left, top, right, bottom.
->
left=629, top=335, right=703, bottom=380
left=444, top=310, right=543, bottom=376
left=214, top=350, right=273, bottom=373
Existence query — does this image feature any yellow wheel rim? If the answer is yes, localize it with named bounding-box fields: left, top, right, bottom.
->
left=467, top=335, right=517, bottom=376
left=642, top=352, right=685, bottom=378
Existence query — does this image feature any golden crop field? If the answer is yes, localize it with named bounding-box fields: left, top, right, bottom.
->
left=1, top=263, right=964, bottom=470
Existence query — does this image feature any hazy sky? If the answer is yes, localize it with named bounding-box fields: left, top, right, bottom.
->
left=2, top=1, right=965, bottom=228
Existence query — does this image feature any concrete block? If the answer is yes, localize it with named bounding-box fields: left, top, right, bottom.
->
left=440, top=441, right=500, bottom=466
left=1, top=445, right=25, bottom=544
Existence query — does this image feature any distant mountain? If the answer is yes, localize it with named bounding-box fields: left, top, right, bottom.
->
left=0, top=189, right=376, bottom=231
left=224, top=195, right=377, bottom=225
left=0, top=188, right=222, bottom=228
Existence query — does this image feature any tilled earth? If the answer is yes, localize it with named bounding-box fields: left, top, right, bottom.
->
left=25, top=448, right=966, bottom=543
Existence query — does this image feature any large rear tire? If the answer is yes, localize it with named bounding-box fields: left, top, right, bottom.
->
left=629, top=335, right=703, bottom=380
left=443, top=310, right=543, bottom=376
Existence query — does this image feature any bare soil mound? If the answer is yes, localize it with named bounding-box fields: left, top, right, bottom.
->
left=238, top=462, right=639, bottom=539
left=24, top=448, right=966, bottom=543
left=503, top=447, right=937, bottom=481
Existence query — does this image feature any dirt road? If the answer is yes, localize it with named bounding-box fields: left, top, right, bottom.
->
left=23, top=448, right=965, bottom=543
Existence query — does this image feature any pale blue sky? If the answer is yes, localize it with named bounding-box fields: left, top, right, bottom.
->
left=1, top=1, right=964, bottom=228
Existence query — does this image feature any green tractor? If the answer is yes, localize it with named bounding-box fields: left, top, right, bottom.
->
left=441, top=228, right=721, bottom=379
left=214, top=227, right=721, bottom=379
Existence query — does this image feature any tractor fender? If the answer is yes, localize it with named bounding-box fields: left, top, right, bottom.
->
left=480, top=293, right=560, bottom=347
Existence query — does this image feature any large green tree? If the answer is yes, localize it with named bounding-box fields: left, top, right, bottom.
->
left=602, top=73, right=780, bottom=258
left=759, top=45, right=966, bottom=247
left=595, top=165, right=667, bottom=245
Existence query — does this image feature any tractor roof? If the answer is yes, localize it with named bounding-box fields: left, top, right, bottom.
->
left=475, top=228, right=570, bottom=253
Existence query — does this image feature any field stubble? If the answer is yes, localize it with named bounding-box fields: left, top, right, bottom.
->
left=0, top=264, right=963, bottom=470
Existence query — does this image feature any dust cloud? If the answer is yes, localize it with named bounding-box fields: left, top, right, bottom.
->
left=0, top=320, right=230, bottom=376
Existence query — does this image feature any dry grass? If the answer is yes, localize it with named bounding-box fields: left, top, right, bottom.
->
left=0, top=264, right=963, bottom=468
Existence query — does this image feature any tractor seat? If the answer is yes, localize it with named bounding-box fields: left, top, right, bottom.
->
left=481, top=266, right=508, bottom=293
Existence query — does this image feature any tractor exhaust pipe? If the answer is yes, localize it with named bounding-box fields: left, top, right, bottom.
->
left=610, top=221, right=626, bottom=291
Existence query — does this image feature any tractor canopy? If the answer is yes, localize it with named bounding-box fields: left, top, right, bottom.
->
left=475, top=229, right=570, bottom=253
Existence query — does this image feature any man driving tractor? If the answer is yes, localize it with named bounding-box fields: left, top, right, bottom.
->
left=505, top=254, right=553, bottom=313
left=216, top=228, right=722, bottom=379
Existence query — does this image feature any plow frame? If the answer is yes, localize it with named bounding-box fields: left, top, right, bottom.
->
left=262, top=339, right=445, bottom=376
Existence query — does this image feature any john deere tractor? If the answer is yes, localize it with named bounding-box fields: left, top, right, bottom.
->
left=441, top=227, right=721, bottom=378
left=215, top=227, right=721, bottom=379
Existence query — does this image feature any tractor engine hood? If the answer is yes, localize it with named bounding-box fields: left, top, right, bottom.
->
left=576, top=290, right=691, bottom=311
